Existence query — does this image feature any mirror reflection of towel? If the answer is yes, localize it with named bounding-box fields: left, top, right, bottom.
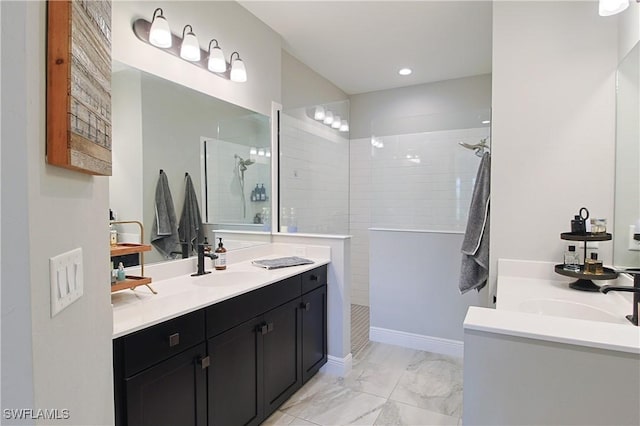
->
left=178, top=174, right=204, bottom=255
left=460, top=152, right=490, bottom=294
left=151, top=171, right=179, bottom=258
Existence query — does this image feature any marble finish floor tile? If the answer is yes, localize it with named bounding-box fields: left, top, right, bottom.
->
left=263, top=410, right=320, bottom=425
left=353, top=341, right=421, bottom=370
left=338, top=360, right=405, bottom=399
left=374, top=401, right=459, bottom=426
left=281, top=379, right=386, bottom=425
left=390, top=351, right=463, bottom=418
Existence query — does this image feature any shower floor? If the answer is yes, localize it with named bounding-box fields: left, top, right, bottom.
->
left=351, top=304, right=370, bottom=356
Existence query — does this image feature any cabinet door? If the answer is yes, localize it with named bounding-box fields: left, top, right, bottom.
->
left=301, top=285, right=328, bottom=383
left=263, top=298, right=302, bottom=416
left=208, top=317, right=263, bottom=426
left=125, top=343, right=207, bottom=426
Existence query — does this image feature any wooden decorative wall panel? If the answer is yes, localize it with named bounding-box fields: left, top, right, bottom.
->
left=47, top=0, right=112, bottom=176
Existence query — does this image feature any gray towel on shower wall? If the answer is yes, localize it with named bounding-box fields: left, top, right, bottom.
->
left=178, top=174, right=205, bottom=255
left=151, top=170, right=179, bottom=258
left=459, top=152, right=491, bottom=294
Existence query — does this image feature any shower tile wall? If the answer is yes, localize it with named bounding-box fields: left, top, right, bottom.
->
left=349, top=127, right=489, bottom=306
left=279, top=114, right=350, bottom=234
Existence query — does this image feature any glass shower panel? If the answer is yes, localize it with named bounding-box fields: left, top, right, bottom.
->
left=203, top=113, right=271, bottom=230
left=280, top=100, right=350, bottom=234
left=369, top=109, right=491, bottom=232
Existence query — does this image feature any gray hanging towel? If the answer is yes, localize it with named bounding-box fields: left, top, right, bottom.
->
left=178, top=173, right=205, bottom=255
left=151, top=170, right=179, bottom=258
left=459, top=152, right=491, bottom=294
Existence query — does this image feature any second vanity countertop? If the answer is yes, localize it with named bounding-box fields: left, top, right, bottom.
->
left=112, top=244, right=330, bottom=339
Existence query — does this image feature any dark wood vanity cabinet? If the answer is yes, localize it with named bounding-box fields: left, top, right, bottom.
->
left=113, top=265, right=327, bottom=426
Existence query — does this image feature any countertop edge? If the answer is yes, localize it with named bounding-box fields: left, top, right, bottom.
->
left=112, top=258, right=330, bottom=339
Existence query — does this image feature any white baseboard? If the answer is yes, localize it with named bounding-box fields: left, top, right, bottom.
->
left=370, top=327, right=464, bottom=358
left=320, top=353, right=353, bottom=377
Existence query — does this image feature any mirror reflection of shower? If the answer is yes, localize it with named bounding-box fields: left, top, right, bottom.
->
left=234, top=154, right=255, bottom=217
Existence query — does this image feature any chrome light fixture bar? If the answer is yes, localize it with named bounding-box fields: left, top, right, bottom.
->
left=132, top=11, right=247, bottom=82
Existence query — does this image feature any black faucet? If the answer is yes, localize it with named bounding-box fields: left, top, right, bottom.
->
left=600, top=269, right=640, bottom=326
left=191, top=241, right=217, bottom=276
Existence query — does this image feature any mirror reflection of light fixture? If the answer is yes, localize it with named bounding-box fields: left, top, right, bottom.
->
left=250, top=147, right=258, bottom=155
left=258, top=148, right=265, bottom=156
left=314, top=106, right=326, bottom=121
left=180, top=25, right=200, bottom=61
left=340, top=120, right=349, bottom=132
left=331, top=115, right=342, bottom=129
left=149, top=8, right=172, bottom=48
left=323, top=110, right=334, bottom=125
left=266, top=149, right=271, bottom=158
left=598, top=0, right=629, bottom=15
left=207, top=39, right=226, bottom=73
left=230, top=52, right=247, bottom=83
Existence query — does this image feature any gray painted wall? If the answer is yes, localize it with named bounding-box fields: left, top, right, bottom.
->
left=1, top=2, right=114, bottom=424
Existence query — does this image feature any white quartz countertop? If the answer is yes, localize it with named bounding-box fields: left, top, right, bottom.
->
left=112, top=255, right=329, bottom=339
left=463, top=259, right=640, bottom=354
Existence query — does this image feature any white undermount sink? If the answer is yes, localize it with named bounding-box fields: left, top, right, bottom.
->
left=517, top=298, right=628, bottom=324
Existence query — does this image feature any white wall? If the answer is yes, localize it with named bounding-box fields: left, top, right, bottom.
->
left=618, top=0, right=640, bottom=60
left=490, top=1, right=618, bottom=302
left=112, top=1, right=281, bottom=117
left=1, top=2, right=114, bottom=424
left=349, top=74, right=492, bottom=139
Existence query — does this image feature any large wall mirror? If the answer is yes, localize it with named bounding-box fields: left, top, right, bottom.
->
left=613, top=41, right=640, bottom=268
left=110, top=61, right=272, bottom=264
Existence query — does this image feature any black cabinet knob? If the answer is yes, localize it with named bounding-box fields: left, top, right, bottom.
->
left=309, top=274, right=318, bottom=281
left=267, top=322, right=274, bottom=333
left=168, top=333, right=180, bottom=347
left=256, top=323, right=268, bottom=335
left=301, top=302, right=311, bottom=311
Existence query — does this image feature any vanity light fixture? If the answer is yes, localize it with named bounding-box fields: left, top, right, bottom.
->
left=180, top=25, right=201, bottom=61
left=148, top=8, right=172, bottom=48
left=598, top=0, right=629, bottom=15
left=339, top=120, right=349, bottom=132
left=314, top=106, right=326, bottom=121
left=132, top=10, right=248, bottom=82
left=230, top=52, right=247, bottom=82
left=323, top=110, right=334, bottom=125
left=331, top=116, right=342, bottom=129
left=250, top=147, right=258, bottom=155
left=207, top=39, right=226, bottom=73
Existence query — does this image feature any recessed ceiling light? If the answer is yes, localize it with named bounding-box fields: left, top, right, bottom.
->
left=398, top=68, right=412, bottom=76
left=482, top=120, right=491, bottom=124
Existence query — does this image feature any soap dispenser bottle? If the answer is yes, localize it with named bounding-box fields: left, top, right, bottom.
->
left=214, top=238, right=227, bottom=270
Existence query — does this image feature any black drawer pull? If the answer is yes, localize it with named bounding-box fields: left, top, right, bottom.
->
left=301, top=302, right=311, bottom=311
left=257, top=323, right=268, bottom=335
left=168, top=333, right=180, bottom=347
left=309, top=274, right=318, bottom=281
left=199, top=356, right=210, bottom=369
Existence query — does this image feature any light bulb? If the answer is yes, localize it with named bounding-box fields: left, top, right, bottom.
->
left=323, top=111, right=334, bottom=125
left=230, top=52, right=247, bottom=82
left=149, top=8, right=172, bottom=48
left=314, top=106, right=325, bottom=121
left=599, top=0, right=629, bottom=16
left=207, top=39, right=226, bottom=73
left=180, top=25, right=201, bottom=62
left=339, top=120, right=349, bottom=132
left=331, top=115, right=341, bottom=129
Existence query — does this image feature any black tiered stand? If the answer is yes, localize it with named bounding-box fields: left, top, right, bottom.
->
left=555, top=232, right=618, bottom=292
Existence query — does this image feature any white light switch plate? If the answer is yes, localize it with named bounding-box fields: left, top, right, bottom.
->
left=50, top=247, right=83, bottom=317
